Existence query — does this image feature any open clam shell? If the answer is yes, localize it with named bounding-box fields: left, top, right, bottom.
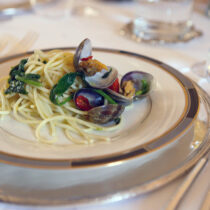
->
left=74, top=88, right=104, bottom=111
left=121, top=71, right=153, bottom=100
left=88, top=104, right=125, bottom=124
left=85, top=66, right=118, bottom=89
left=73, top=38, right=92, bottom=72
left=73, top=39, right=118, bottom=89
left=105, top=71, right=153, bottom=105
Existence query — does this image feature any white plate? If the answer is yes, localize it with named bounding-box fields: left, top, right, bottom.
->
left=0, top=48, right=199, bottom=168
left=0, top=85, right=208, bottom=206
left=0, top=49, right=209, bottom=206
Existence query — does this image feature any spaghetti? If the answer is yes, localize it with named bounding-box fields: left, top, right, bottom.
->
left=0, top=50, right=122, bottom=144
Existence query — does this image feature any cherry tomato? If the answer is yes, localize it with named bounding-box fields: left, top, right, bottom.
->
left=108, top=78, right=119, bottom=93
left=75, top=95, right=92, bottom=111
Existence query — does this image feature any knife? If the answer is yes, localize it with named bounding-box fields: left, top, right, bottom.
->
left=166, top=149, right=210, bottom=210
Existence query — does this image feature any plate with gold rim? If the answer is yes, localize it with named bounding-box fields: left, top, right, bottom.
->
left=0, top=48, right=209, bottom=206
left=0, top=48, right=200, bottom=169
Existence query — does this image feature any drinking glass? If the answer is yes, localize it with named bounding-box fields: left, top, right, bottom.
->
left=71, top=0, right=99, bottom=17
left=191, top=50, right=210, bottom=82
left=122, top=0, right=202, bottom=43
left=207, top=0, right=210, bottom=17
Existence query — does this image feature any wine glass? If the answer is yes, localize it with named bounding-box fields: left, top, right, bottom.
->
left=191, top=50, right=210, bottom=82
left=34, top=0, right=73, bottom=19
left=71, top=0, right=99, bottom=17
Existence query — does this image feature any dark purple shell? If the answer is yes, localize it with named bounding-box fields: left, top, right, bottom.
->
left=121, top=71, right=153, bottom=99
left=88, top=104, right=125, bottom=124
left=74, top=88, right=104, bottom=108
left=121, top=71, right=153, bottom=90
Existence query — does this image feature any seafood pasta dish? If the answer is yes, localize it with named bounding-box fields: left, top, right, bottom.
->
left=0, top=39, right=153, bottom=144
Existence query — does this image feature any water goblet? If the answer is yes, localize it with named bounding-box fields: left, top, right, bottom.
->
left=121, top=0, right=202, bottom=43
left=71, top=0, right=99, bottom=17
left=191, top=50, right=210, bottom=82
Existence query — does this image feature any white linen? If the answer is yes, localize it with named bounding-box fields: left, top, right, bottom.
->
left=0, top=0, right=209, bottom=209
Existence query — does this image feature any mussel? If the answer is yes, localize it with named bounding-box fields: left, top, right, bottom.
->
left=73, top=39, right=118, bottom=89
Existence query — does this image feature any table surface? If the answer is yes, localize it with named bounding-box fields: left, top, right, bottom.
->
left=0, top=0, right=209, bottom=209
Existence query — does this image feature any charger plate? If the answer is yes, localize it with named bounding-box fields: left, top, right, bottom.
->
left=0, top=48, right=209, bottom=205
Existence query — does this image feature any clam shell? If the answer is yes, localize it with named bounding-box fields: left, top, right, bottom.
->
left=121, top=71, right=153, bottom=100
left=105, top=89, right=132, bottom=106
left=88, top=104, right=125, bottom=124
left=73, top=38, right=92, bottom=71
left=74, top=88, right=104, bottom=110
left=85, top=66, right=118, bottom=89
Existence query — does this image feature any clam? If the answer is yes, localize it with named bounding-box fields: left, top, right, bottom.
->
left=72, top=39, right=153, bottom=124
left=85, top=67, right=118, bottom=89
left=105, top=89, right=133, bottom=106
left=106, top=71, right=153, bottom=105
left=74, top=88, right=125, bottom=124
left=73, top=38, right=92, bottom=72
left=88, top=104, right=125, bottom=124
left=73, top=39, right=118, bottom=89
left=74, top=88, right=104, bottom=111
left=121, top=71, right=153, bottom=100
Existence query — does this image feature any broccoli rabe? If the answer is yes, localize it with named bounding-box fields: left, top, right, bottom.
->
left=5, top=59, right=42, bottom=95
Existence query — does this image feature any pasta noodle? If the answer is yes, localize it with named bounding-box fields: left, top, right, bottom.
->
left=0, top=50, right=122, bottom=144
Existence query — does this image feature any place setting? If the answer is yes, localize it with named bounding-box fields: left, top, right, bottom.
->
left=0, top=38, right=208, bottom=206
left=0, top=1, right=209, bottom=210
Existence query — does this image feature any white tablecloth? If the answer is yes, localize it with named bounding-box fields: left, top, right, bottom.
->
left=0, top=0, right=209, bottom=209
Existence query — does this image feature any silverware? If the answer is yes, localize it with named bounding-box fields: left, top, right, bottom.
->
left=206, top=1, right=210, bottom=18
left=0, top=35, right=10, bottom=54
left=200, top=188, right=210, bottom=210
left=166, top=150, right=210, bottom=210
left=0, top=31, right=39, bottom=58
left=6, top=31, right=39, bottom=56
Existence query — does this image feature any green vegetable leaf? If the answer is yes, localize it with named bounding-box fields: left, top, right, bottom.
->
left=4, top=80, right=27, bottom=95
left=50, top=73, right=79, bottom=106
left=24, top=74, right=41, bottom=80
left=55, top=73, right=77, bottom=95
left=5, top=59, right=42, bottom=95
left=16, top=74, right=42, bottom=87
left=55, top=95, right=74, bottom=106
left=114, top=117, right=121, bottom=125
left=9, top=59, right=27, bottom=80
left=135, top=79, right=150, bottom=96
left=93, top=89, right=117, bottom=104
